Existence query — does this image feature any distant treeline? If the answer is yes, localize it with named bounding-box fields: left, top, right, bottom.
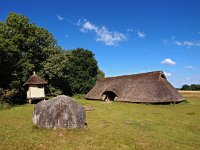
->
left=180, top=84, right=200, bottom=91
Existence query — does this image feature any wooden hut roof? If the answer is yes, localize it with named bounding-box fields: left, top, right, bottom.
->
left=24, top=72, right=47, bottom=86
left=85, top=71, right=183, bottom=103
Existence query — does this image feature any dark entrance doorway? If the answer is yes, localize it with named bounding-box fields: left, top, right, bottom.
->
left=102, top=91, right=117, bottom=101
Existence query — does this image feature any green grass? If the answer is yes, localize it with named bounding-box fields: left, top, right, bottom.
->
left=0, top=94, right=200, bottom=150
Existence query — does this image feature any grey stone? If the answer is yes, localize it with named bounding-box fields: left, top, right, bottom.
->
left=32, top=95, right=86, bottom=129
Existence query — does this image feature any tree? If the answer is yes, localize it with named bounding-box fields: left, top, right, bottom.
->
left=0, top=13, right=104, bottom=104
left=65, top=48, right=99, bottom=94
left=0, top=13, right=58, bottom=104
left=97, top=69, right=105, bottom=79
left=42, top=48, right=72, bottom=96
left=181, top=84, right=200, bottom=91
left=181, top=84, right=191, bottom=90
left=191, top=84, right=200, bottom=91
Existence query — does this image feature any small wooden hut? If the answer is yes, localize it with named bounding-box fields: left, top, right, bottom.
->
left=24, top=72, right=47, bottom=103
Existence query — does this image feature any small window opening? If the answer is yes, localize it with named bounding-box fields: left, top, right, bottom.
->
left=160, top=73, right=166, bottom=79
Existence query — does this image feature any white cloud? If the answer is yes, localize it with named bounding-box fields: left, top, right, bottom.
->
left=174, top=41, right=182, bottom=46
left=162, top=36, right=175, bottom=46
left=164, top=72, right=171, bottom=77
left=77, top=19, right=127, bottom=46
left=137, top=31, right=146, bottom=39
left=57, top=15, right=64, bottom=21
left=126, top=28, right=146, bottom=39
left=174, top=40, right=200, bottom=47
left=126, top=28, right=134, bottom=32
left=185, top=65, right=194, bottom=69
left=82, top=21, right=96, bottom=31
left=161, top=58, right=176, bottom=65
left=184, top=41, right=194, bottom=46
left=76, top=19, right=81, bottom=26
left=163, top=35, right=200, bottom=48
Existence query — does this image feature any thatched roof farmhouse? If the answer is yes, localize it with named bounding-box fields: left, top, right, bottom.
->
left=85, top=71, right=183, bottom=103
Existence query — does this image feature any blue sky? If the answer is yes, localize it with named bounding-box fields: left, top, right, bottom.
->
left=0, top=0, right=200, bottom=87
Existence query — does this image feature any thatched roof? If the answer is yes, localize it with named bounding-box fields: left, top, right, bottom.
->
left=85, top=71, right=183, bottom=103
left=24, top=72, right=47, bottom=86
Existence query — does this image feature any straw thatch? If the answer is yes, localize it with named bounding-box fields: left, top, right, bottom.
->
left=85, top=71, right=183, bottom=103
left=23, top=72, right=47, bottom=86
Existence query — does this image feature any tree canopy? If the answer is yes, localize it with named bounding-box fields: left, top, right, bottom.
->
left=0, top=13, right=104, bottom=104
left=181, top=84, right=200, bottom=91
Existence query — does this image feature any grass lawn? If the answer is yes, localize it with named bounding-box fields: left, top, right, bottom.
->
left=0, top=93, right=200, bottom=150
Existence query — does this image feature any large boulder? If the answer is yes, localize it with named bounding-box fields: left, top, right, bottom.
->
left=32, top=95, right=86, bottom=129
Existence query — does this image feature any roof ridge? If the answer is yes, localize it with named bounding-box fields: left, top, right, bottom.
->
left=100, top=70, right=163, bottom=80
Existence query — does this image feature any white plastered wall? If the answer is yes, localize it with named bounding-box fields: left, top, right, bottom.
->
left=27, top=85, right=45, bottom=99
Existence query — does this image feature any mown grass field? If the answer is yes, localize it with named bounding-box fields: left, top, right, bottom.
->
left=0, top=92, right=200, bottom=150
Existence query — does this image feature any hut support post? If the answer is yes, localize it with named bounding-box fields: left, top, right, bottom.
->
left=28, top=99, right=32, bottom=104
